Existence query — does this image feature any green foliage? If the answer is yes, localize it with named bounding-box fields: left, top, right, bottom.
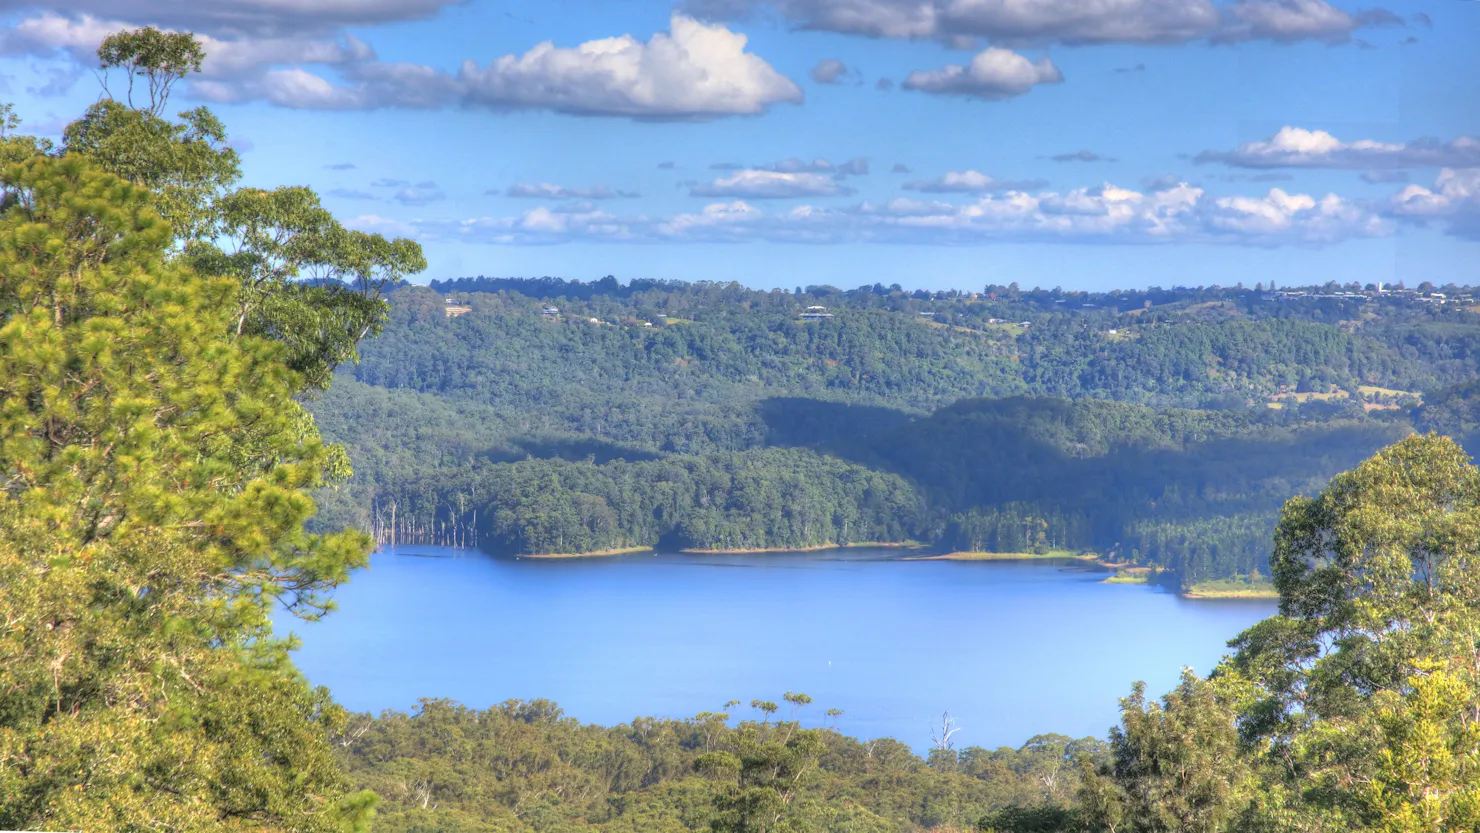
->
left=1223, top=434, right=1480, bottom=831
left=337, top=699, right=1104, bottom=833
left=0, top=155, right=372, bottom=829
left=97, top=26, right=205, bottom=115
left=1080, top=671, right=1252, bottom=833
left=1073, top=435, right=1480, bottom=833
left=63, top=99, right=240, bottom=241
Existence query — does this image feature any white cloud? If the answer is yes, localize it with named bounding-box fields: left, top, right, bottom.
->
left=393, top=186, right=446, bottom=206
left=344, top=213, right=418, bottom=237
left=504, top=183, right=639, bottom=199
left=457, top=14, right=801, bottom=119
left=690, top=170, right=856, bottom=198
left=685, top=0, right=1398, bottom=45
left=1196, top=127, right=1480, bottom=170
left=903, top=170, right=1048, bottom=192
left=2, top=0, right=461, bottom=38
left=402, top=180, right=1394, bottom=246
left=5, top=11, right=797, bottom=121
left=193, top=61, right=459, bottom=109
left=1214, top=0, right=1364, bottom=43
left=1388, top=168, right=1480, bottom=240
left=902, top=48, right=1062, bottom=100
left=0, top=12, right=122, bottom=59
left=198, top=32, right=375, bottom=77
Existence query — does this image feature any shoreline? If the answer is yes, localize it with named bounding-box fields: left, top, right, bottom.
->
left=679, top=541, right=926, bottom=555
left=492, top=543, right=1277, bottom=599
left=911, top=549, right=1095, bottom=562
left=519, top=546, right=654, bottom=559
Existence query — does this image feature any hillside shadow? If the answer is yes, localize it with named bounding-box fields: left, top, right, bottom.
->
left=762, top=396, right=1406, bottom=530
left=756, top=397, right=917, bottom=449
left=483, top=434, right=661, bottom=465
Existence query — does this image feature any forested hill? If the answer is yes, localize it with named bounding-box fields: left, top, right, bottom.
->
left=312, top=277, right=1480, bottom=588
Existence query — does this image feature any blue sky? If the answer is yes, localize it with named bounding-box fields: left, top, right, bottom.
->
left=0, top=0, right=1475, bottom=291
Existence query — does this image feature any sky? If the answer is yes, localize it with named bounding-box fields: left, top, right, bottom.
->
left=0, top=0, right=1475, bottom=292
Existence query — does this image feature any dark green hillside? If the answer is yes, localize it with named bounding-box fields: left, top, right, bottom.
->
left=310, top=279, right=1458, bottom=587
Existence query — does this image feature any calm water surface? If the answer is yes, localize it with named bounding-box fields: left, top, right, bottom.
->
left=287, top=547, right=1275, bottom=750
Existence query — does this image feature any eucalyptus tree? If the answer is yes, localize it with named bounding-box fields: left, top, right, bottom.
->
left=63, top=27, right=425, bottom=393
left=1226, top=433, right=1480, bottom=831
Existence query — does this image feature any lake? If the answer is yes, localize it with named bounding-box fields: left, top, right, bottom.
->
left=287, top=547, right=1276, bottom=751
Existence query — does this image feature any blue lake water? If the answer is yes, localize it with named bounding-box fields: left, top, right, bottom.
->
left=286, top=547, right=1276, bottom=751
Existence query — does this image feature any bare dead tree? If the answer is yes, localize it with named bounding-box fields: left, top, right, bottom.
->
left=931, top=711, right=962, bottom=751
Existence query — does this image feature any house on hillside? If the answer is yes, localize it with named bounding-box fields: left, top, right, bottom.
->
left=800, top=305, right=834, bottom=321
left=444, top=298, right=472, bottom=319
left=541, top=305, right=560, bottom=318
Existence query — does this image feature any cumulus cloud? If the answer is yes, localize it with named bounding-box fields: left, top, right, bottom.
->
left=325, top=162, right=357, bottom=170
left=1388, top=168, right=1480, bottom=240
left=372, top=178, right=410, bottom=187
left=457, top=14, right=802, bottom=119
left=503, top=183, right=640, bottom=199
left=903, top=48, right=1062, bottom=100
left=811, top=58, right=855, bottom=84
left=903, top=170, right=1049, bottom=192
left=685, top=0, right=1396, bottom=44
left=1196, top=127, right=1480, bottom=170
left=1051, top=150, right=1116, bottom=163
left=1212, top=0, right=1368, bottom=43
left=689, top=170, right=856, bottom=198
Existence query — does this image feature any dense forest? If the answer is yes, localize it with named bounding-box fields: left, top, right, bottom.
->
left=311, top=276, right=1478, bottom=588
left=339, top=697, right=1103, bottom=833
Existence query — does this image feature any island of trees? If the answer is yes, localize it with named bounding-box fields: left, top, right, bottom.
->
left=5, top=25, right=1480, bottom=833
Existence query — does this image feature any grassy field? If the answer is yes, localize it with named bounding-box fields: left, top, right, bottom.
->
left=1184, top=577, right=1279, bottom=599
left=1357, top=384, right=1419, bottom=399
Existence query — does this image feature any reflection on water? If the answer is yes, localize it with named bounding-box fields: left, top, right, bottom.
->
left=286, top=546, right=1275, bottom=750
